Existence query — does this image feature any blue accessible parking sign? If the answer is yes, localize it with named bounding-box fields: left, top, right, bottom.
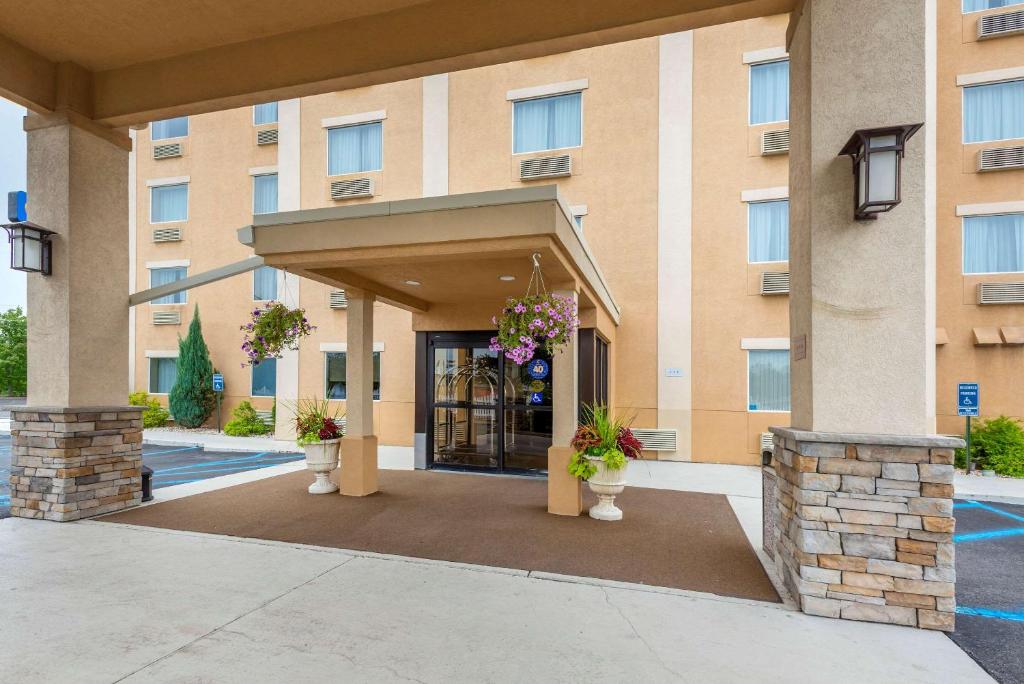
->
left=212, top=373, right=225, bottom=392
left=958, top=382, right=979, bottom=417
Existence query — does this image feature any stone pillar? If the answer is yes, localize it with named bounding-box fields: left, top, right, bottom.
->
left=10, top=113, right=142, bottom=521
left=547, top=289, right=582, bottom=516
left=339, top=289, right=378, bottom=496
left=778, top=0, right=960, bottom=629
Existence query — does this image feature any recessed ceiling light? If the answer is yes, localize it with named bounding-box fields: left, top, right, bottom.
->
left=499, top=275, right=516, bottom=281
left=403, top=280, right=421, bottom=286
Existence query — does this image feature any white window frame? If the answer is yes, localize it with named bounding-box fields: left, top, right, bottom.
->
left=744, top=343, right=791, bottom=414
left=961, top=213, right=1024, bottom=275
left=325, top=120, right=385, bottom=176
left=250, top=357, right=277, bottom=398
left=150, top=117, right=189, bottom=141
left=746, top=198, right=790, bottom=265
left=148, top=179, right=190, bottom=225
left=252, top=265, right=277, bottom=302
left=252, top=102, right=278, bottom=126
left=321, top=344, right=384, bottom=401
left=144, top=350, right=179, bottom=396
left=960, top=76, right=1024, bottom=145
left=747, top=58, right=790, bottom=127
left=251, top=172, right=279, bottom=216
left=510, top=90, right=585, bottom=156
left=148, top=262, right=189, bottom=305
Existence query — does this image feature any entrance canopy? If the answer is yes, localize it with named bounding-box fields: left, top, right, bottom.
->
left=238, top=186, right=620, bottom=334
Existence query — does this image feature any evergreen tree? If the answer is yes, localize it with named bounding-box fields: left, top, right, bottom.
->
left=169, top=306, right=216, bottom=428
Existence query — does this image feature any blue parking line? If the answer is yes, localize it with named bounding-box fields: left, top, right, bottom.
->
left=966, top=500, right=1024, bottom=525
left=155, top=462, right=292, bottom=485
left=958, top=606, right=1024, bottom=623
left=152, top=459, right=299, bottom=478
left=955, top=528, right=1024, bottom=542
left=151, top=452, right=282, bottom=475
left=143, top=446, right=202, bottom=457
left=954, top=501, right=982, bottom=509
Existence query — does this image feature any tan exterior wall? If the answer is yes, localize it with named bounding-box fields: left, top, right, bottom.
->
left=935, top=2, right=1024, bottom=436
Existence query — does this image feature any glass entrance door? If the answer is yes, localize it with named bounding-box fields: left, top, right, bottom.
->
left=428, top=332, right=551, bottom=474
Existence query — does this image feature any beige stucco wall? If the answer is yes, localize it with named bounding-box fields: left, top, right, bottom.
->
left=935, top=2, right=1024, bottom=436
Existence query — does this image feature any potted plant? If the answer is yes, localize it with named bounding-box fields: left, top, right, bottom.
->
left=292, top=398, right=344, bottom=494
left=567, top=405, right=644, bottom=521
left=240, top=301, right=315, bottom=367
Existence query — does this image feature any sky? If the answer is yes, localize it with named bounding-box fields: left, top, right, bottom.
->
left=0, top=97, right=27, bottom=313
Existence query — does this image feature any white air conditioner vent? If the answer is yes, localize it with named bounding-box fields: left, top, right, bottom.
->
left=978, top=282, right=1024, bottom=305
left=761, top=128, right=790, bottom=156
left=329, top=290, right=349, bottom=309
left=978, top=8, right=1024, bottom=39
left=519, top=154, right=572, bottom=180
left=630, top=428, right=677, bottom=452
left=330, top=177, right=374, bottom=200
left=256, top=128, right=278, bottom=145
left=152, top=227, right=183, bottom=243
left=152, top=310, right=181, bottom=325
left=153, top=143, right=182, bottom=160
left=760, top=432, right=775, bottom=454
left=255, top=410, right=274, bottom=427
left=760, top=271, right=790, bottom=295
left=978, top=146, right=1024, bottom=172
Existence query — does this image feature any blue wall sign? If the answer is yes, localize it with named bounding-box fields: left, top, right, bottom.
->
left=527, top=358, right=549, bottom=380
left=212, top=373, right=225, bottom=392
left=529, top=391, right=545, bottom=405
left=957, top=382, right=979, bottom=417
left=8, top=190, right=27, bottom=222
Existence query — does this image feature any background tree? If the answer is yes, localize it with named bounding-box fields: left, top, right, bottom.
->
left=0, top=307, right=27, bottom=396
left=169, top=306, right=216, bottom=427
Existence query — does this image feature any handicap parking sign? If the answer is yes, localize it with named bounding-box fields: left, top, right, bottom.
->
left=957, top=382, right=979, bottom=417
left=212, top=373, right=225, bottom=392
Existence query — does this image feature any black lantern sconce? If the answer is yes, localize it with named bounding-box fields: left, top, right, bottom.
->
left=839, top=123, right=922, bottom=221
left=3, top=222, right=55, bottom=275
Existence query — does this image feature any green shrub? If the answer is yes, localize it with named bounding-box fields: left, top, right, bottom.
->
left=169, top=306, right=216, bottom=428
left=224, top=401, right=271, bottom=437
left=955, top=416, right=1024, bottom=477
left=129, top=391, right=170, bottom=428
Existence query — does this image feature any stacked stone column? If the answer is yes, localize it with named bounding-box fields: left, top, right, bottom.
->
left=770, top=427, right=962, bottom=631
left=9, top=407, right=144, bottom=521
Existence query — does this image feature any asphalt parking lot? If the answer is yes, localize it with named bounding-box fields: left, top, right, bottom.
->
left=0, top=433, right=302, bottom=519
left=949, top=498, right=1024, bottom=684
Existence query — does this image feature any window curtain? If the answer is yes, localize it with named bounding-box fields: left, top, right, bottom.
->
left=150, top=358, right=178, bottom=394
left=963, top=80, right=1024, bottom=143
left=151, top=184, right=188, bottom=222
left=253, top=174, right=278, bottom=215
left=749, top=350, right=790, bottom=412
left=749, top=60, right=789, bottom=125
left=325, top=352, right=381, bottom=399
left=964, top=214, right=1024, bottom=273
left=963, top=0, right=1024, bottom=11
left=150, top=267, right=187, bottom=304
left=253, top=266, right=278, bottom=301
left=251, top=358, right=277, bottom=397
left=748, top=200, right=789, bottom=262
left=513, top=92, right=582, bottom=154
left=327, top=122, right=383, bottom=175
left=151, top=117, right=188, bottom=140
left=253, top=102, right=278, bottom=125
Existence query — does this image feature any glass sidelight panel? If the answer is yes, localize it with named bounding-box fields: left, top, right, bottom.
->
left=503, top=350, right=552, bottom=473
left=432, top=406, right=499, bottom=468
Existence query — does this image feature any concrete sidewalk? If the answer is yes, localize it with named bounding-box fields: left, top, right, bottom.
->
left=143, top=428, right=299, bottom=453
left=0, top=517, right=992, bottom=683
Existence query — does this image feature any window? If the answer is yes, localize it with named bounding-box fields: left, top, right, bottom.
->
left=513, top=92, right=582, bottom=154
left=151, top=117, right=188, bottom=140
left=963, top=0, right=1024, bottom=12
left=963, top=213, right=1024, bottom=274
left=253, top=266, right=278, bottom=301
left=253, top=102, right=278, bottom=125
left=149, top=357, right=178, bottom=394
left=150, top=184, right=188, bottom=223
left=327, top=122, right=383, bottom=175
left=748, top=349, right=790, bottom=412
left=252, top=358, right=277, bottom=397
left=749, top=60, right=789, bottom=125
left=150, top=267, right=187, bottom=304
left=325, top=351, right=381, bottom=400
left=253, top=174, right=278, bottom=215
left=748, top=200, right=789, bottom=263
left=963, top=80, right=1024, bottom=144
left=573, top=215, right=584, bottom=229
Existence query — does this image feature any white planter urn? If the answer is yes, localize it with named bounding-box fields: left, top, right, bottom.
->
left=586, top=455, right=629, bottom=521
left=304, top=439, right=341, bottom=494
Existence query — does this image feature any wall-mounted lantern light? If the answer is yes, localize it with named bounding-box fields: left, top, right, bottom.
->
left=3, top=222, right=55, bottom=275
left=838, top=123, right=922, bottom=220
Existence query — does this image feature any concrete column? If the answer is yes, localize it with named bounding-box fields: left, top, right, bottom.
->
left=547, top=289, right=582, bottom=516
left=10, top=113, right=143, bottom=521
left=339, top=289, right=378, bottom=496
left=775, top=0, right=961, bottom=631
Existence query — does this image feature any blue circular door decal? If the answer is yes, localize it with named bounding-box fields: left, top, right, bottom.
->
left=527, top=359, right=549, bottom=380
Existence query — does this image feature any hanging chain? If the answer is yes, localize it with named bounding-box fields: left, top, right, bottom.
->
left=524, top=252, right=547, bottom=297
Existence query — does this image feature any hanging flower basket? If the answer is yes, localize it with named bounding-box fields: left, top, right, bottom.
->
left=489, top=254, right=579, bottom=365
left=240, top=301, right=315, bottom=367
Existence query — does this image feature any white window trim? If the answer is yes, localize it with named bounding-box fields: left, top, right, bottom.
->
left=963, top=0, right=1024, bottom=13
left=510, top=90, right=585, bottom=156
left=146, top=259, right=190, bottom=269
left=325, top=120, right=384, bottom=176
left=144, top=350, right=179, bottom=358
left=148, top=263, right=189, bottom=306
left=957, top=200, right=1024, bottom=216
left=741, top=187, right=788, bottom=203
left=748, top=58, right=790, bottom=126
left=146, top=176, right=190, bottom=187
left=253, top=266, right=277, bottom=301
left=956, top=67, right=1024, bottom=87
left=506, top=79, right=589, bottom=102
left=961, top=214, right=1024, bottom=275
left=321, top=110, right=387, bottom=129
left=960, top=78, right=1024, bottom=144
left=248, top=166, right=278, bottom=176
left=319, top=342, right=386, bottom=352
left=746, top=197, right=790, bottom=265
left=145, top=352, right=179, bottom=396
left=742, top=47, right=788, bottom=65
left=569, top=204, right=588, bottom=217
left=741, top=337, right=790, bottom=350
left=148, top=182, right=189, bottom=225
left=322, top=349, right=383, bottom=401
left=746, top=350, right=792, bottom=414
